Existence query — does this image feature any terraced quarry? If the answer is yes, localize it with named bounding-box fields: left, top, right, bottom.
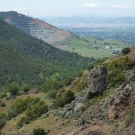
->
left=0, top=11, right=76, bottom=45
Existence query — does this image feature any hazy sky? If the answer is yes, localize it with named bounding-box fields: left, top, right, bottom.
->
left=1, top=0, right=135, bottom=17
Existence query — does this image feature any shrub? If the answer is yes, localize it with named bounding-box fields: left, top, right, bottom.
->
left=0, top=102, right=6, bottom=107
left=107, top=56, right=132, bottom=70
left=109, top=71, right=126, bottom=87
left=53, top=97, right=64, bottom=109
left=0, top=119, right=6, bottom=129
left=26, top=101, right=48, bottom=120
left=124, top=108, right=135, bottom=127
left=6, top=96, right=12, bottom=100
left=8, top=97, right=34, bottom=119
left=122, top=47, right=130, bottom=54
left=8, top=82, right=20, bottom=96
left=0, top=93, right=7, bottom=98
left=32, top=97, right=40, bottom=104
left=17, top=117, right=29, bottom=128
left=47, top=90, right=57, bottom=99
left=21, top=84, right=30, bottom=93
left=42, top=78, right=63, bottom=92
left=78, top=71, right=83, bottom=77
left=63, top=90, right=75, bottom=104
left=63, top=77, right=73, bottom=86
left=33, top=128, right=46, bottom=135
left=87, top=63, right=94, bottom=71
left=53, top=90, right=75, bottom=109
left=74, top=77, right=87, bottom=92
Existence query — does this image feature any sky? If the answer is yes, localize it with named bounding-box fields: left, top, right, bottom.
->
left=1, top=0, right=135, bottom=17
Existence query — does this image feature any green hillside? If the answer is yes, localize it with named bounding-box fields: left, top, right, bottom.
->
left=0, top=18, right=94, bottom=89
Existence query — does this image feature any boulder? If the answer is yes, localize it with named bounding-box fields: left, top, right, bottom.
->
left=87, top=66, right=109, bottom=97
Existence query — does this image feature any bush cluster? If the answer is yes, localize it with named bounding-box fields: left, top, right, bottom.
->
left=122, top=47, right=130, bottom=55
left=106, top=56, right=133, bottom=70
left=0, top=113, right=7, bottom=129
left=108, top=71, right=125, bottom=87
left=8, top=97, right=34, bottom=119
left=26, top=101, right=48, bottom=120
left=17, top=117, right=29, bottom=128
left=33, top=128, right=46, bottom=135
left=53, top=90, right=75, bottom=109
left=124, top=108, right=135, bottom=127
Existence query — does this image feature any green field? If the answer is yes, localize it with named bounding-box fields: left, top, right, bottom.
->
left=57, top=36, right=132, bottom=59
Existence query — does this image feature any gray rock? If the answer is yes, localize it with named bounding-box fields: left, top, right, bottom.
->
left=108, top=74, right=135, bottom=120
left=87, top=66, right=109, bottom=96
left=74, top=103, right=84, bottom=112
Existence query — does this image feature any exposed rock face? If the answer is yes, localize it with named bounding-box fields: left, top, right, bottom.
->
left=74, top=103, right=84, bottom=112
left=87, top=66, right=109, bottom=97
left=0, top=11, right=76, bottom=45
left=108, top=74, right=135, bottom=120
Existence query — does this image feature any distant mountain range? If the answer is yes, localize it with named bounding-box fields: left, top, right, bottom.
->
left=41, top=16, right=135, bottom=28
left=0, top=11, right=76, bottom=45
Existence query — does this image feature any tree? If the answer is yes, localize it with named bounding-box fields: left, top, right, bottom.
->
left=63, top=90, right=75, bottom=104
left=8, top=82, right=19, bottom=96
left=21, top=84, right=30, bottom=93
left=122, top=48, right=130, bottom=54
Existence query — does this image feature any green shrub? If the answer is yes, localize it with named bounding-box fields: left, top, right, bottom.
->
left=0, top=119, right=6, bottom=129
left=63, top=77, right=73, bottom=86
left=109, top=71, right=126, bottom=87
left=53, top=97, right=64, bottom=109
left=124, top=108, right=135, bottom=127
left=122, top=48, right=130, bottom=54
left=17, top=117, right=29, bottom=128
left=42, top=77, right=63, bottom=92
left=8, top=97, right=34, bottom=119
left=6, top=96, right=12, bottom=100
left=63, top=90, right=75, bottom=104
left=53, top=90, right=75, bottom=109
left=0, top=102, right=6, bottom=107
left=78, top=71, right=83, bottom=77
left=107, top=56, right=132, bottom=70
left=0, top=93, right=7, bottom=99
left=87, top=63, right=94, bottom=71
left=33, top=128, right=46, bottom=135
left=21, top=84, right=30, bottom=93
left=74, top=77, right=87, bottom=92
left=26, top=101, right=48, bottom=120
left=47, top=90, right=57, bottom=99
left=8, top=82, right=20, bottom=96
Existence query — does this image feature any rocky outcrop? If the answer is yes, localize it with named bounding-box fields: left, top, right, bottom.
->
left=108, top=74, right=135, bottom=120
left=87, top=66, right=109, bottom=98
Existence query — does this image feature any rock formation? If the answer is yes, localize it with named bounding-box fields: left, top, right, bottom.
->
left=87, top=66, right=109, bottom=98
left=108, top=74, right=135, bottom=119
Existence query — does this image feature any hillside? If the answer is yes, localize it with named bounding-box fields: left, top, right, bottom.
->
left=0, top=11, right=76, bottom=45
left=1, top=44, right=135, bottom=135
left=0, top=17, right=93, bottom=89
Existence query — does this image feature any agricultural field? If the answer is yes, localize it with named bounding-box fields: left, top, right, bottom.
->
left=56, top=36, right=132, bottom=59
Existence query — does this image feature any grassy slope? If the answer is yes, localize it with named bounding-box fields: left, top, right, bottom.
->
left=57, top=36, right=132, bottom=59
